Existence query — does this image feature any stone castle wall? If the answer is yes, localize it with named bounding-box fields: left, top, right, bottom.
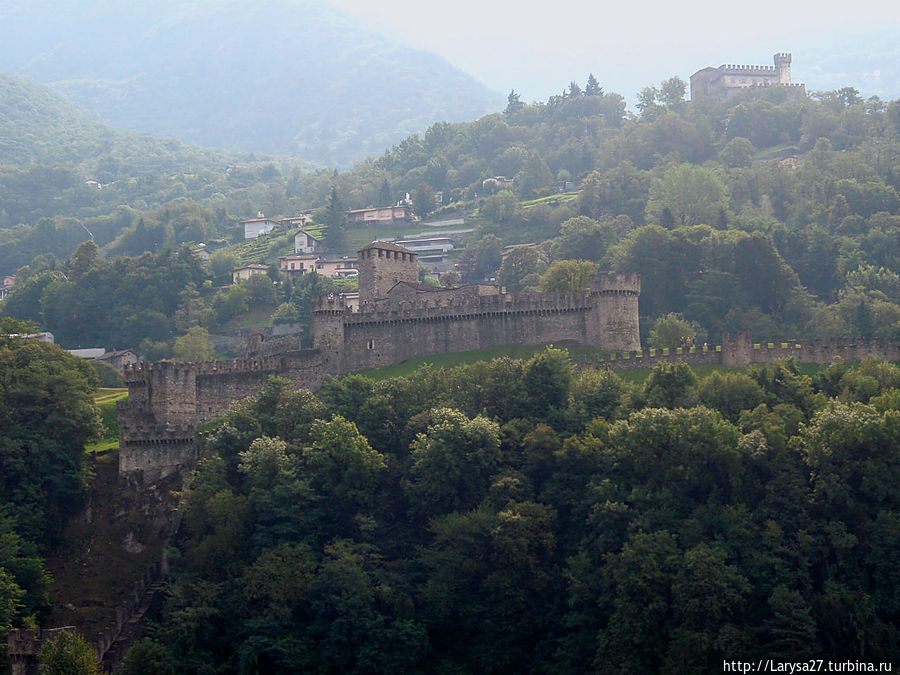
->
left=118, top=350, right=335, bottom=482
left=8, top=628, right=76, bottom=675
left=311, top=272, right=641, bottom=372
left=567, top=334, right=900, bottom=372
left=691, top=52, right=804, bottom=101
left=118, top=272, right=640, bottom=483
left=340, top=301, right=594, bottom=371
left=118, top=328, right=900, bottom=485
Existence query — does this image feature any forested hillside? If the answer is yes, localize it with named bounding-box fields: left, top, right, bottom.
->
left=0, top=331, right=100, bottom=671
left=111, top=353, right=900, bottom=672
left=0, top=71, right=325, bottom=271
left=3, top=74, right=900, bottom=352
left=333, top=80, right=900, bottom=344
left=0, top=0, right=503, bottom=167
left=2, top=58, right=900, bottom=673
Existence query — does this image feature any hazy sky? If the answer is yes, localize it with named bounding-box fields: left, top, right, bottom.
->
left=325, top=0, right=900, bottom=102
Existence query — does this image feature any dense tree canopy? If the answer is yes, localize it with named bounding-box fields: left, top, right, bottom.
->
left=0, top=337, right=100, bottom=650
left=122, top=351, right=900, bottom=672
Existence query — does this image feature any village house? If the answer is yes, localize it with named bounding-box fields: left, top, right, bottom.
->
left=4, top=331, right=54, bottom=343
left=278, top=255, right=319, bottom=275
left=67, top=348, right=106, bottom=359
left=98, top=348, right=141, bottom=373
left=191, top=244, right=210, bottom=262
left=232, top=264, right=270, bottom=283
left=241, top=214, right=279, bottom=240
left=482, top=176, right=515, bottom=192
left=294, top=230, right=322, bottom=255
left=316, top=257, right=359, bottom=278
left=280, top=212, right=314, bottom=230
left=346, top=205, right=414, bottom=226
left=395, top=236, right=455, bottom=254
left=279, top=255, right=357, bottom=278
left=1, top=275, right=15, bottom=300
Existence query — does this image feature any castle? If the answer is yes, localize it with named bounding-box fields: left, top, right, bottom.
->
left=117, top=241, right=641, bottom=483
left=690, top=53, right=806, bottom=101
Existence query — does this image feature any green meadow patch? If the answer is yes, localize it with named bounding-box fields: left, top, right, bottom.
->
left=86, top=388, right=128, bottom=453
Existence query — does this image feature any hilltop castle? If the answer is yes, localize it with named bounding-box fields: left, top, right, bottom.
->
left=117, top=241, right=641, bottom=483
left=690, top=53, right=806, bottom=101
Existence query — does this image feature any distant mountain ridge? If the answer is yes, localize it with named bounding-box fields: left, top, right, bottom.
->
left=0, top=71, right=250, bottom=175
left=0, top=0, right=504, bottom=168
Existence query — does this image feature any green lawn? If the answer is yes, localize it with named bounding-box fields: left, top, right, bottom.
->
left=86, top=388, right=128, bottom=453
left=356, top=345, right=558, bottom=379
left=753, top=143, right=800, bottom=160
left=520, top=192, right=579, bottom=209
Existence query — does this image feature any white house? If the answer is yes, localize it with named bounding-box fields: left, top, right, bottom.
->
left=241, top=215, right=279, bottom=240
left=232, top=264, right=270, bottom=283
left=294, top=230, right=322, bottom=255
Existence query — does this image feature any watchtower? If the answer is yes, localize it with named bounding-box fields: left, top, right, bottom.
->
left=357, top=241, right=418, bottom=304
left=774, top=53, right=792, bottom=84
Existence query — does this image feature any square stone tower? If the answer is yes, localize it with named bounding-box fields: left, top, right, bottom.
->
left=774, top=52, right=792, bottom=84
left=357, top=241, right=418, bottom=304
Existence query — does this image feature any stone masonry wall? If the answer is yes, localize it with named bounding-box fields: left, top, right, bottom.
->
left=118, top=272, right=641, bottom=483
left=358, top=245, right=418, bottom=303
left=567, top=334, right=900, bottom=372
left=119, top=350, right=332, bottom=482
left=340, top=304, right=595, bottom=371
left=8, top=628, right=76, bottom=675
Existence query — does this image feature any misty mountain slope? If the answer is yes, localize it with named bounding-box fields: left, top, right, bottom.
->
left=0, top=0, right=504, bottom=168
left=0, top=73, right=116, bottom=166
left=0, top=71, right=253, bottom=177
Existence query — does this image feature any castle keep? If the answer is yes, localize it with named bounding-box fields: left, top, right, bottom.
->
left=690, top=53, right=806, bottom=101
left=118, top=241, right=641, bottom=483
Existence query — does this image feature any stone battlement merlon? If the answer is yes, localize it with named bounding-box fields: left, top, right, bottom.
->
left=327, top=291, right=598, bottom=321
left=8, top=627, right=76, bottom=653
left=123, top=357, right=284, bottom=381
left=693, top=51, right=799, bottom=101
left=723, top=64, right=775, bottom=72
left=121, top=435, right=196, bottom=447
left=747, top=81, right=805, bottom=87
left=340, top=303, right=592, bottom=328
left=196, top=356, right=283, bottom=375
left=118, top=247, right=642, bottom=486
left=592, top=272, right=641, bottom=294
left=123, top=361, right=197, bottom=382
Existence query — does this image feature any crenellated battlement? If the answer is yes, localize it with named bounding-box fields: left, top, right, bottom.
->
left=196, top=356, right=283, bottom=375
left=119, top=247, right=642, bottom=486
left=746, top=81, right=805, bottom=88
left=724, top=64, right=776, bottom=72
left=693, top=51, right=801, bottom=101
left=592, top=272, right=641, bottom=294
left=123, top=360, right=197, bottom=383
left=345, top=292, right=594, bottom=323
left=8, top=627, right=78, bottom=675
left=566, top=333, right=900, bottom=372
left=123, top=356, right=287, bottom=382
left=239, top=334, right=304, bottom=359
left=311, top=294, right=353, bottom=313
